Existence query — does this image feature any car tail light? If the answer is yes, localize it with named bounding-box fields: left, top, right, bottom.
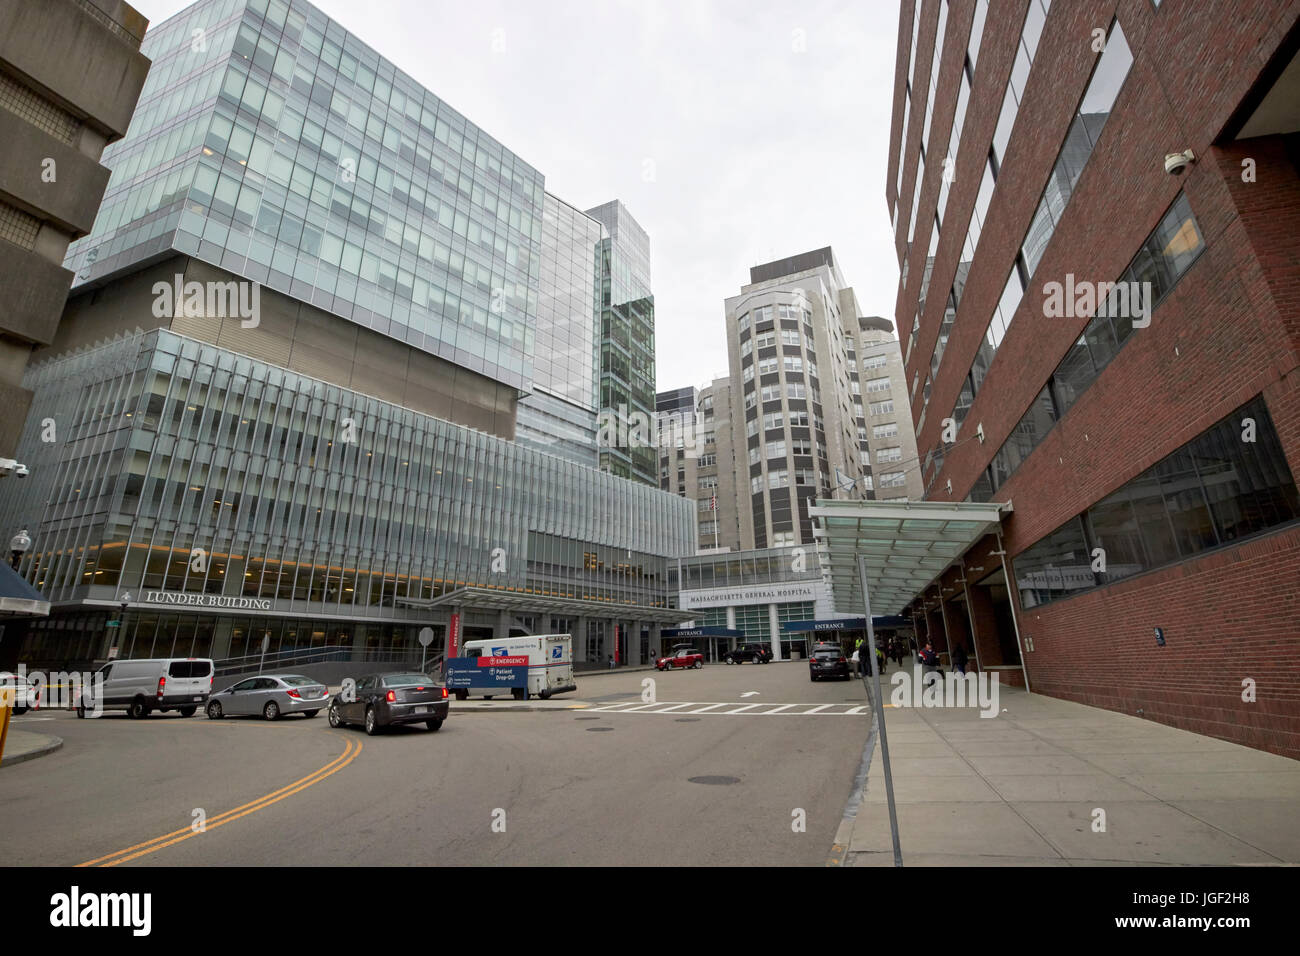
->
left=442, top=687, right=449, bottom=699
left=157, top=676, right=166, bottom=699
left=386, top=690, right=395, bottom=702
left=286, top=688, right=301, bottom=699
left=839, top=657, right=847, bottom=664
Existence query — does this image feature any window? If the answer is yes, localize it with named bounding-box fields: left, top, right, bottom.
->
left=877, top=446, right=903, bottom=464
left=744, top=391, right=757, bottom=410
left=1014, top=395, right=1298, bottom=609
left=789, top=411, right=809, bottom=427
left=743, top=365, right=754, bottom=383
left=761, top=384, right=782, bottom=403
left=738, top=312, right=750, bottom=332
left=866, top=377, right=892, bottom=393
left=766, top=440, right=786, bottom=459
left=880, top=472, right=907, bottom=488
left=751, top=475, right=763, bottom=494
left=758, top=357, right=778, bottom=375
left=787, top=383, right=807, bottom=400
left=873, top=422, right=899, bottom=440
left=781, top=329, right=800, bottom=347
left=756, top=331, right=776, bottom=349
left=768, top=470, right=790, bottom=489
left=863, top=353, right=888, bottom=371
left=870, top=400, right=895, bottom=415
left=741, top=339, right=752, bottom=358
left=763, top=411, right=785, bottom=430
left=749, top=447, right=761, bottom=466
left=746, top=418, right=759, bottom=438
left=783, top=355, right=803, bottom=373
left=791, top=438, right=812, bottom=456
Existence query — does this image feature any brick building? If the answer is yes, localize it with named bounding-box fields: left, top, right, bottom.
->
left=885, top=0, right=1300, bottom=756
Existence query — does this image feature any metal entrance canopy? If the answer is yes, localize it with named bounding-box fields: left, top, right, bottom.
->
left=397, top=586, right=694, bottom=624
left=809, top=499, right=1010, bottom=615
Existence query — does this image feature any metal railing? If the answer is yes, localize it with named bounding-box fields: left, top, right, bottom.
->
left=213, top=644, right=429, bottom=677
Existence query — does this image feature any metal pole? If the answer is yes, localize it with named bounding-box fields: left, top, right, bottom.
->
left=858, top=553, right=902, bottom=867
left=996, top=531, right=1032, bottom=693
left=958, top=559, right=984, bottom=675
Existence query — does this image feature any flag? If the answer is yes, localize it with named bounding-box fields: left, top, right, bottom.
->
left=710, top=494, right=716, bottom=511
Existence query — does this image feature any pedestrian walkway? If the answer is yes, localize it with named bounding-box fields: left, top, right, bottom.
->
left=0, top=729, right=63, bottom=767
left=587, top=699, right=871, bottom=717
left=833, top=684, right=1300, bottom=866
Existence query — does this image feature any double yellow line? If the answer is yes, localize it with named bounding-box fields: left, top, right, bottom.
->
left=78, top=734, right=363, bottom=867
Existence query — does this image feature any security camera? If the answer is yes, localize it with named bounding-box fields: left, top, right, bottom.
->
left=1164, top=149, right=1195, bottom=175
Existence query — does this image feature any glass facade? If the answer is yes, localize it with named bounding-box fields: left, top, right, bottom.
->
left=1013, top=395, right=1299, bottom=609
left=586, top=201, right=657, bottom=485
left=65, top=0, right=545, bottom=393
left=516, top=193, right=604, bottom=464
left=2, top=330, right=693, bottom=664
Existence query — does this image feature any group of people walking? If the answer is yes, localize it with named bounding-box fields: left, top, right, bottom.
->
left=852, top=636, right=973, bottom=678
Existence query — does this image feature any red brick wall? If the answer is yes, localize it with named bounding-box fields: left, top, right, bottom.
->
left=889, top=1, right=1300, bottom=755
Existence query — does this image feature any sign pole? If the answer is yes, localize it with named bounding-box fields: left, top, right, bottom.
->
left=859, top=553, right=902, bottom=867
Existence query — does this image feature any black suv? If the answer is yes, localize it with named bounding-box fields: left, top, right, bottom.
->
left=809, top=643, right=850, bottom=681
left=724, top=644, right=772, bottom=664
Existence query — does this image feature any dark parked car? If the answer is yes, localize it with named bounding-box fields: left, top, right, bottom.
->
left=328, top=672, right=450, bottom=735
left=723, top=644, right=772, bottom=665
left=809, top=644, right=851, bottom=681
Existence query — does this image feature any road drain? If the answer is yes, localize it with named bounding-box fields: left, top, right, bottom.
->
left=585, top=726, right=614, bottom=732
left=574, top=716, right=601, bottom=720
left=674, top=717, right=700, bottom=722
left=688, top=775, right=740, bottom=785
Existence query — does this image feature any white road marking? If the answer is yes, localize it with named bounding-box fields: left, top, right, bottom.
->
left=740, top=691, right=759, bottom=697
left=586, top=701, right=868, bottom=717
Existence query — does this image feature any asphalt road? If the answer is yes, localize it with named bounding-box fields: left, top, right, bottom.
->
left=0, top=660, right=872, bottom=866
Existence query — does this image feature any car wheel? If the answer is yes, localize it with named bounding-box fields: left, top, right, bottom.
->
left=539, top=690, right=551, bottom=700
left=206, top=701, right=223, bottom=720
left=179, top=706, right=197, bottom=717
left=76, top=702, right=86, bottom=719
left=128, top=697, right=149, bottom=719
left=364, top=706, right=379, bottom=736
left=263, top=700, right=280, bottom=721
left=693, top=659, right=702, bottom=669
left=303, top=709, right=319, bottom=718
left=328, top=703, right=343, bottom=728
left=425, top=718, right=443, bottom=732
left=725, top=657, right=734, bottom=665
left=511, top=687, right=524, bottom=701
left=14, top=706, right=28, bottom=716
left=454, top=689, right=469, bottom=701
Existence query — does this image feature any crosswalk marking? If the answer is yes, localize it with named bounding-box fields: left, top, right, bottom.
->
left=583, top=700, right=869, bottom=718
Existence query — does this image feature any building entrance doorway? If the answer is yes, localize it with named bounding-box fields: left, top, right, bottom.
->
left=972, top=567, right=1022, bottom=666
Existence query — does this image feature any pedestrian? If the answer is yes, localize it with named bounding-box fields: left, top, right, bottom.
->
left=607, top=655, right=615, bottom=670
left=952, top=643, right=969, bottom=675
left=918, top=640, right=941, bottom=686
left=875, top=642, right=886, bottom=675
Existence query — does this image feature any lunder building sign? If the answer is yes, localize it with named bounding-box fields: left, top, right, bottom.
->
left=140, top=591, right=274, bottom=612
left=678, top=583, right=816, bottom=610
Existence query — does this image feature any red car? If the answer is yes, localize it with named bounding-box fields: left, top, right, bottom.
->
left=657, top=648, right=704, bottom=670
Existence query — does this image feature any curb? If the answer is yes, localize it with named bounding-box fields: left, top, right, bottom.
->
left=0, top=733, right=64, bottom=768
left=827, top=675, right=878, bottom=867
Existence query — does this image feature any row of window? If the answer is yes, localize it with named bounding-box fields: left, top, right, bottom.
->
left=969, top=193, right=1205, bottom=496
left=1014, top=396, right=1299, bottom=609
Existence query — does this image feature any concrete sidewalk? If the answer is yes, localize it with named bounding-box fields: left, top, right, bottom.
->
left=834, top=682, right=1300, bottom=866
left=0, top=729, right=64, bottom=767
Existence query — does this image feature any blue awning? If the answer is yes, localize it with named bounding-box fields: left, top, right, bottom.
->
left=0, top=563, right=50, bottom=616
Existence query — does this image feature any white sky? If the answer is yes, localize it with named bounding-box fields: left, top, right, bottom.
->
left=131, top=0, right=903, bottom=391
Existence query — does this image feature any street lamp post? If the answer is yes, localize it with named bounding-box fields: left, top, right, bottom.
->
left=8, top=529, right=31, bottom=571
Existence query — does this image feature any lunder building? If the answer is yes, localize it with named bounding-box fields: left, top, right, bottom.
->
left=0, top=0, right=692, bottom=671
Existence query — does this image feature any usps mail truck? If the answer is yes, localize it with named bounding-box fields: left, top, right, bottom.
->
left=455, top=634, right=576, bottom=701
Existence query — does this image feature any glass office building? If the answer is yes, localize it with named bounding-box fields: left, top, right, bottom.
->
left=515, top=193, right=603, bottom=466
left=65, top=0, right=544, bottom=394
left=1, top=329, right=693, bottom=667
left=3, top=0, right=692, bottom=669
left=586, top=201, right=657, bottom=485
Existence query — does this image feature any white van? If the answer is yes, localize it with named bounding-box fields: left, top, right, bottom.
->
left=455, top=634, right=576, bottom=701
left=77, top=658, right=214, bottom=719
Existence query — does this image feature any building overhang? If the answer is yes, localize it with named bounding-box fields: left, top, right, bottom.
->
left=0, top=563, right=50, bottom=617
left=396, top=586, right=693, bottom=624
left=809, top=499, right=1010, bottom=617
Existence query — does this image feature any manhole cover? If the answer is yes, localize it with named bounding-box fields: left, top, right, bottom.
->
left=674, top=717, right=700, bottom=723
left=688, top=775, right=740, bottom=785
left=586, top=726, right=614, bottom=732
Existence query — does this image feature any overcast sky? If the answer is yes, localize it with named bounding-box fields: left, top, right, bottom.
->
left=132, top=0, right=903, bottom=391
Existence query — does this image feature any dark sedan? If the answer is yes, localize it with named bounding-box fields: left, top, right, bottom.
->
left=809, top=644, right=851, bottom=682
left=328, top=672, right=450, bottom=735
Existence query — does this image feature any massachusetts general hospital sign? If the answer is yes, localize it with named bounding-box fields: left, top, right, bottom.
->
left=678, top=583, right=816, bottom=610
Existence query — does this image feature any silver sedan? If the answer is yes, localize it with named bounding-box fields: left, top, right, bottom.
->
left=205, top=674, right=330, bottom=721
